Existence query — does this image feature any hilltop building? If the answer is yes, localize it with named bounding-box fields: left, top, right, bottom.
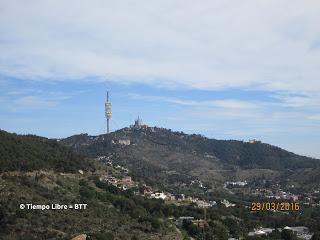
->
left=130, top=116, right=148, bottom=129
left=249, top=139, right=261, bottom=144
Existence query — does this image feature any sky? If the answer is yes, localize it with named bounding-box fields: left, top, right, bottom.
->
left=0, top=0, right=319, bottom=158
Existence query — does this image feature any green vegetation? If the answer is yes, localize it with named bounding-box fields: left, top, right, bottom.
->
left=0, top=173, right=182, bottom=239
left=1, top=129, right=320, bottom=239
left=62, top=127, right=320, bottom=191
left=0, top=130, right=93, bottom=173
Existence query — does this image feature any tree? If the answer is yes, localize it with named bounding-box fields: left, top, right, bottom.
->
left=281, top=229, right=297, bottom=240
left=312, top=232, right=320, bottom=240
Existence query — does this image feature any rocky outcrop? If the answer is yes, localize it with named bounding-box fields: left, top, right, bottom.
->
left=71, top=234, right=87, bottom=240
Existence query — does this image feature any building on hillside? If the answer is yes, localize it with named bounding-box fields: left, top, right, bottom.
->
left=114, top=165, right=129, bottom=173
left=224, top=180, right=248, bottom=187
left=150, top=191, right=167, bottom=200
left=196, top=200, right=217, bottom=208
left=221, top=199, right=236, bottom=207
left=248, top=226, right=312, bottom=239
left=176, top=194, right=186, bottom=201
left=112, top=139, right=131, bottom=145
left=143, top=185, right=153, bottom=196
left=282, top=226, right=312, bottom=239
left=101, top=175, right=135, bottom=190
left=165, top=192, right=176, bottom=201
left=190, top=179, right=206, bottom=188
left=192, top=219, right=208, bottom=228
left=248, top=228, right=274, bottom=237
left=248, top=139, right=261, bottom=144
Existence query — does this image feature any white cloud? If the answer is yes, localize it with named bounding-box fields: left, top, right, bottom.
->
left=128, top=93, right=258, bottom=109
left=1, top=1, right=320, bottom=158
left=210, top=100, right=257, bottom=110
left=13, top=96, right=58, bottom=109
left=270, top=91, right=320, bottom=108
left=0, top=0, right=319, bottom=95
left=0, top=89, right=73, bottom=111
left=307, top=114, right=320, bottom=121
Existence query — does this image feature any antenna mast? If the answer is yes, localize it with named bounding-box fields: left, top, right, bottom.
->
left=105, top=91, right=112, bottom=133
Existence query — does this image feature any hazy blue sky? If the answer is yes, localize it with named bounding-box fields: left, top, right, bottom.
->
left=0, top=1, right=319, bottom=158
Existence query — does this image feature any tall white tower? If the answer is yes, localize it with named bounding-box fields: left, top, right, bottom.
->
left=105, top=91, right=112, bottom=133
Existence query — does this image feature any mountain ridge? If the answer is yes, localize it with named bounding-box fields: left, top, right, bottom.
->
left=61, top=126, right=320, bottom=169
left=60, top=126, right=320, bottom=189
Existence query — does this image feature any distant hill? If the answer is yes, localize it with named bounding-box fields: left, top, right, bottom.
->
left=183, top=135, right=319, bottom=170
left=0, top=130, right=92, bottom=173
left=61, top=126, right=320, bottom=188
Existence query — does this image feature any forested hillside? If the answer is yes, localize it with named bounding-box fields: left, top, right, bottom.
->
left=0, top=130, right=92, bottom=173
left=63, top=127, right=320, bottom=171
left=61, top=127, right=320, bottom=188
left=1, top=129, right=320, bottom=239
left=0, top=130, right=184, bottom=239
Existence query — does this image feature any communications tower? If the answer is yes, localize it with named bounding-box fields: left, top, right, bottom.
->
left=105, top=91, right=112, bottom=133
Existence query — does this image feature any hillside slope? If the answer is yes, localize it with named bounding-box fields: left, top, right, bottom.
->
left=61, top=126, right=320, bottom=188
left=0, top=130, right=92, bottom=173
left=1, top=129, right=320, bottom=239
left=0, top=130, right=184, bottom=239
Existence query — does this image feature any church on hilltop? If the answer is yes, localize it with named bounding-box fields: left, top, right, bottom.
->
left=130, top=116, right=148, bottom=129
